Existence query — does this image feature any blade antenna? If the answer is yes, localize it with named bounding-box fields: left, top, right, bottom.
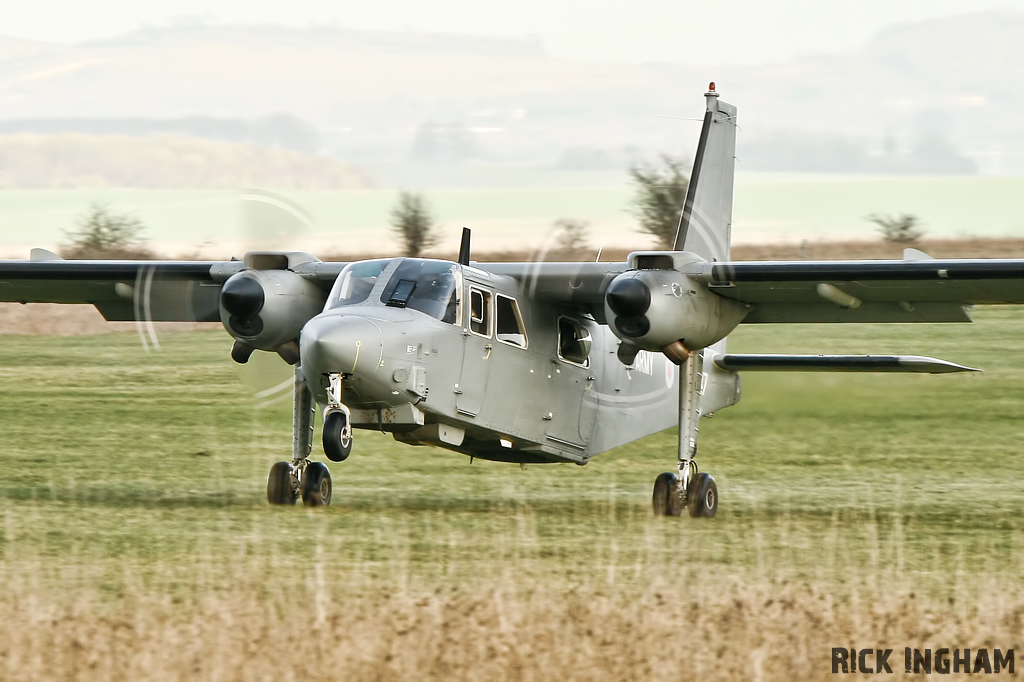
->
left=458, top=227, right=472, bottom=265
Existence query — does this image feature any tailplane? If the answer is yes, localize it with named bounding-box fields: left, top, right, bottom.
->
left=673, top=83, right=737, bottom=263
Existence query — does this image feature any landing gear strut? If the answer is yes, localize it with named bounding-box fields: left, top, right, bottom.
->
left=266, top=366, right=334, bottom=507
left=652, top=349, right=718, bottom=518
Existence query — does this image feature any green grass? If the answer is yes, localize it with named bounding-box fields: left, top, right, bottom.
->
left=1, top=307, right=1021, bottom=598
left=1, top=308, right=1021, bottom=679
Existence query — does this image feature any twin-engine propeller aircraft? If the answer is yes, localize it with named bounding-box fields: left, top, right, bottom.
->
left=2, top=84, right=1022, bottom=515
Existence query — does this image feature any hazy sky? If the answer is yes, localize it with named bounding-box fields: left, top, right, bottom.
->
left=5, top=0, right=1022, bottom=65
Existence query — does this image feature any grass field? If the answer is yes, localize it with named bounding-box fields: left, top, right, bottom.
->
left=3, top=173, right=1024, bottom=259
left=1, top=308, right=1022, bottom=680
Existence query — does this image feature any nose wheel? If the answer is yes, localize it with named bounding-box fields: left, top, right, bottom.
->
left=323, top=409, right=353, bottom=462
left=322, top=372, right=354, bottom=462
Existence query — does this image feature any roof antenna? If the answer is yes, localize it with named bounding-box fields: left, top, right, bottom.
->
left=458, top=227, right=472, bottom=265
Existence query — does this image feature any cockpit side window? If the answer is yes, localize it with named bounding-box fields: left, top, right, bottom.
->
left=468, top=288, right=492, bottom=337
left=557, top=317, right=592, bottom=366
left=495, top=295, right=527, bottom=348
left=379, top=259, right=461, bottom=323
left=325, top=259, right=390, bottom=310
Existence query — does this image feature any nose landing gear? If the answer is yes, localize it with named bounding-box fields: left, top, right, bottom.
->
left=322, top=372, right=353, bottom=462
left=323, top=409, right=353, bottom=462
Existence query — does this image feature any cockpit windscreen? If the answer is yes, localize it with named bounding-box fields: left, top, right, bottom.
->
left=325, top=259, right=390, bottom=310
left=380, top=259, right=459, bottom=323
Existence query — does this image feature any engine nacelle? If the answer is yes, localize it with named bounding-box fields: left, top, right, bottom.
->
left=604, top=268, right=748, bottom=355
left=220, top=269, right=326, bottom=355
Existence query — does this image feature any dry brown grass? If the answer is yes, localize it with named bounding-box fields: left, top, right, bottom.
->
left=2, top=578, right=1020, bottom=681
left=0, top=303, right=219, bottom=336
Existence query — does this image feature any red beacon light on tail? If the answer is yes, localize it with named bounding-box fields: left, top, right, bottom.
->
left=708, top=82, right=716, bottom=91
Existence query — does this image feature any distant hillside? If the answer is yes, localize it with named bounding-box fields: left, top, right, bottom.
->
left=730, top=10, right=1024, bottom=167
left=0, top=134, right=375, bottom=189
left=0, top=113, right=322, bottom=153
left=1, top=12, right=1022, bottom=172
left=81, top=23, right=547, bottom=58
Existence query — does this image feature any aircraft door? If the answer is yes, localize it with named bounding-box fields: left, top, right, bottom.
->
left=456, top=286, right=493, bottom=416
left=545, top=316, right=595, bottom=446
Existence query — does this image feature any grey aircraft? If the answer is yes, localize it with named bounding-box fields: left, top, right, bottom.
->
left=2, top=85, right=1022, bottom=515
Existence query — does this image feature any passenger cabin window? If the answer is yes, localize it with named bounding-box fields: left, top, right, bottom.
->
left=557, top=317, right=592, bottom=366
left=495, top=295, right=527, bottom=348
left=325, top=259, right=390, bottom=310
left=469, top=289, right=492, bottom=336
left=380, top=259, right=460, bottom=323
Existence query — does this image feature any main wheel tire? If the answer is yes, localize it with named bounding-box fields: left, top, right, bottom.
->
left=652, top=472, right=684, bottom=517
left=323, top=411, right=353, bottom=462
left=302, top=461, right=333, bottom=507
left=687, top=472, right=718, bottom=518
left=267, top=461, right=297, bottom=506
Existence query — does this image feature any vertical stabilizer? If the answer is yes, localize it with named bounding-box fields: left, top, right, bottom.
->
left=672, top=84, right=737, bottom=263
left=676, top=85, right=742, bottom=416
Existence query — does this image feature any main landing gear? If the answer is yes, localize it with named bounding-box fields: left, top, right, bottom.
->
left=267, top=459, right=333, bottom=507
left=652, top=348, right=718, bottom=518
left=652, top=465, right=718, bottom=517
left=266, top=367, right=336, bottom=507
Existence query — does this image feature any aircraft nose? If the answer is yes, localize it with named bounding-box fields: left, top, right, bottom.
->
left=300, top=314, right=383, bottom=377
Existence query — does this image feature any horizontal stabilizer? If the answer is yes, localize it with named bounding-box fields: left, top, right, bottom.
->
left=712, top=354, right=979, bottom=374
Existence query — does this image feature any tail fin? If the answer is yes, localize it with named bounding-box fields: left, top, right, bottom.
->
left=674, top=85, right=741, bottom=415
left=672, top=83, right=737, bottom=263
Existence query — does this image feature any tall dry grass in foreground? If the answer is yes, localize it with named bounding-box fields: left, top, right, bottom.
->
left=3, top=574, right=1021, bottom=681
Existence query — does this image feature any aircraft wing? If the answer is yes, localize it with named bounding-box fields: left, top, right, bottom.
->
left=485, top=257, right=1023, bottom=324
left=684, top=258, right=1024, bottom=323
left=0, top=255, right=344, bottom=322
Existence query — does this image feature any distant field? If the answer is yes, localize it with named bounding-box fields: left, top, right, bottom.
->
left=2, top=172, right=1023, bottom=258
left=0, top=307, right=1021, bottom=679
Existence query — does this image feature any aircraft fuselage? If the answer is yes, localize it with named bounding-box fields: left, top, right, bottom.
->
left=300, top=257, right=685, bottom=464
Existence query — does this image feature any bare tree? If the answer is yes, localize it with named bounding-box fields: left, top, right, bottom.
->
left=390, top=192, right=440, bottom=257
left=628, top=155, right=690, bottom=249
left=62, top=201, right=153, bottom=259
left=550, top=218, right=591, bottom=260
left=868, top=213, right=924, bottom=244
